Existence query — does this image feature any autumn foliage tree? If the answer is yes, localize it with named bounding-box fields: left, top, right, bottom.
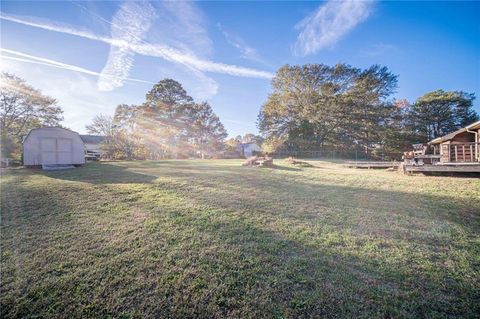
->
left=258, top=64, right=479, bottom=159
left=0, top=73, right=63, bottom=160
left=258, top=64, right=398, bottom=158
left=86, top=79, right=227, bottom=159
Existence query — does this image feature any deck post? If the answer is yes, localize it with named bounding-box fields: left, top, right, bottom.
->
left=463, top=145, right=465, bottom=161
left=448, top=143, right=450, bottom=162
left=470, top=145, right=473, bottom=161
left=454, top=145, right=458, bottom=162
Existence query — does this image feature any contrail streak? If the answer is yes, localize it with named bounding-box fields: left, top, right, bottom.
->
left=1, top=48, right=154, bottom=85
left=1, top=14, right=274, bottom=79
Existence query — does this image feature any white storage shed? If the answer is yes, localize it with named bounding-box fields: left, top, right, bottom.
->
left=23, top=127, right=85, bottom=166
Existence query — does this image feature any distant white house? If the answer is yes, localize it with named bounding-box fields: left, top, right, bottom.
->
left=238, top=142, right=261, bottom=158
left=23, top=127, right=85, bottom=166
left=80, top=135, right=106, bottom=159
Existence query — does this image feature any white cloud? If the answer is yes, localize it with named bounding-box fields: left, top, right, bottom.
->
left=98, top=1, right=156, bottom=91
left=0, top=13, right=274, bottom=80
left=217, top=24, right=265, bottom=64
left=155, top=1, right=212, bottom=56
left=184, top=66, right=219, bottom=100
left=0, top=48, right=154, bottom=85
left=57, top=2, right=219, bottom=97
left=294, top=0, right=374, bottom=56
left=75, top=1, right=220, bottom=97
left=131, top=42, right=273, bottom=79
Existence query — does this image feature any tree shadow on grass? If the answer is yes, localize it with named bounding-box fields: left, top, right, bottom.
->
left=3, top=162, right=480, bottom=318
left=258, top=164, right=302, bottom=172
left=37, top=162, right=158, bottom=184
left=1, top=176, right=477, bottom=318
left=38, top=161, right=480, bottom=235
left=19, top=161, right=479, bottom=258
left=420, top=172, right=480, bottom=178
left=153, top=212, right=477, bottom=318
left=125, top=163, right=480, bottom=234
left=34, top=160, right=479, bottom=270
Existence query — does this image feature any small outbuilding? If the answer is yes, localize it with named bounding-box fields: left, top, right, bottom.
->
left=237, top=142, right=262, bottom=158
left=23, top=127, right=86, bottom=167
left=428, top=121, right=480, bottom=163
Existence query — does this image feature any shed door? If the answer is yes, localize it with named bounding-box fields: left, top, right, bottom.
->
left=40, top=138, right=57, bottom=165
left=40, top=138, right=73, bottom=165
left=57, top=138, right=73, bottom=164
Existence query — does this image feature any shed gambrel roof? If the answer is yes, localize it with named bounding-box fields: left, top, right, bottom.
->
left=22, top=126, right=80, bottom=143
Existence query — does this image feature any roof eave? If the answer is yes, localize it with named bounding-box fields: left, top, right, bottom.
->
left=466, top=121, right=480, bottom=131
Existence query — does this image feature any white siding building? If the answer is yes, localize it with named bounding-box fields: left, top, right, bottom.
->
left=23, top=127, right=85, bottom=166
left=238, top=142, right=262, bottom=158
left=80, top=135, right=105, bottom=158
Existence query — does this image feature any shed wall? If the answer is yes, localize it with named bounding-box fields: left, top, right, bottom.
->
left=23, top=128, right=85, bottom=165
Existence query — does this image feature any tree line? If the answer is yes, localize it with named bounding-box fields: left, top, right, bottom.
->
left=0, top=74, right=228, bottom=161
left=258, top=64, right=478, bottom=159
left=1, top=66, right=478, bottom=162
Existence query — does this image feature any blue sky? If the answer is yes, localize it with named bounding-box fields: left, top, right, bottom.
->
left=1, top=0, right=479, bottom=137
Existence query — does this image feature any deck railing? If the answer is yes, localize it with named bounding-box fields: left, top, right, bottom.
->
left=449, top=142, right=480, bottom=162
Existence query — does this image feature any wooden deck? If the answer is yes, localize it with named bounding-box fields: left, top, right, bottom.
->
left=401, top=163, right=480, bottom=174
left=346, top=161, right=400, bottom=169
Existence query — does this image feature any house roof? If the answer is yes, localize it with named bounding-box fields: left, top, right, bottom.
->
left=80, top=135, right=105, bottom=144
left=466, top=121, right=480, bottom=130
left=429, top=121, right=480, bottom=144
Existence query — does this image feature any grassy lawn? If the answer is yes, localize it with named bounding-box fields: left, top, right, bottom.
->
left=1, top=160, right=479, bottom=318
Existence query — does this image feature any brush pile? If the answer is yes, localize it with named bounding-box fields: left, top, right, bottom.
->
left=242, top=156, right=274, bottom=167
left=285, top=156, right=313, bottom=167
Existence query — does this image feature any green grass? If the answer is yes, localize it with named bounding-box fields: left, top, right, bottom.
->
left=1, top=159, right=479, bottom=318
